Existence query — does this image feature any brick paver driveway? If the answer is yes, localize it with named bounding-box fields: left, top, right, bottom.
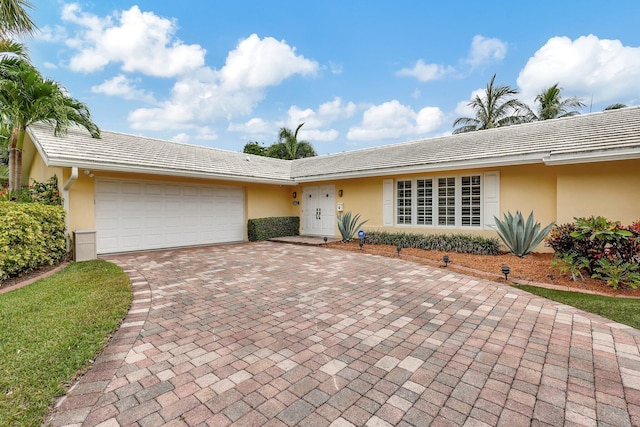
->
left=48, top=242, right=640, bottom=426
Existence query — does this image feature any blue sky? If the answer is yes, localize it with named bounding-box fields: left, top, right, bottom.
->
left=25, top=1, right=640, bottom=154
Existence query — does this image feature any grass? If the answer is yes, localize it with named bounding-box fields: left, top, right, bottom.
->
left=0, top=260, right=132, bottom=427
left=516, top=284, right=640, bottom=329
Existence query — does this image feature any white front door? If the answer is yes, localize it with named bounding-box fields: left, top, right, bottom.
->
left=302, top=185, right=335, bottom=236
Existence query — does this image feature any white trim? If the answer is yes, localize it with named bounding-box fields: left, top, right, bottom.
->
left=293, top=154, right=546, bottom=182
left=393, top=173, right=488, bottom=229
left=544, top=148, right=640, bottom=165
left=40, top=159, right=295, bottom=185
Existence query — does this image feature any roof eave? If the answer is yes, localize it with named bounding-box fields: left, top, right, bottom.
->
left=45, top=159, right=295, bottom=185
left=293, top=153, right=549, bottom=182
left=544, top=148, right=640, bottom=165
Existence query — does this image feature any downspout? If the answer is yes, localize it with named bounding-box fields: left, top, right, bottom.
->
left=63, top=167, right=78, bottom=252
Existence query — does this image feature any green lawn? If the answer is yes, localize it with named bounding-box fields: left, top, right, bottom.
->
left=0, top=260, right=132, bottom=427
left=516, top=284, right=640, bottom=330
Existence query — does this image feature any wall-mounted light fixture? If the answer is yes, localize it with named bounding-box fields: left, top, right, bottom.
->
left=84, top=169, right=94, bottom=178
left=338, top=189, right=343, bottom=197
left=292, top=191, right=297, bottom=199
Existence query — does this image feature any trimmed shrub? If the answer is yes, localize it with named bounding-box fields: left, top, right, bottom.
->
left=0, top=202, right=67, bottom=280
left=248, top=216, right=300, bottom=241
left=363, top=230, right=500, bottom=255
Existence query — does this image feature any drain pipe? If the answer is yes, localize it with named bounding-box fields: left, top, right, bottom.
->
left=63, top=167, right=78, bottom=251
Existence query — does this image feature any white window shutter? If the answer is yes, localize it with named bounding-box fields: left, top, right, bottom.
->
left=483, top=171, right=500, bottom=230
left=383, top=179, right=393, bottom=226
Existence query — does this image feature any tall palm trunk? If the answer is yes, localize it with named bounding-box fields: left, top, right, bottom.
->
left=8, top=127, right=22, bottom=192
left=8, top=146, right=15, bottom=190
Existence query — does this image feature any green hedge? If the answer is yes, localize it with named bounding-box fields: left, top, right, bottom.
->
left=0, top=202, right=67, bottom=280
left=248, top=216, right=300, bottom=241
left=364, top=230, right=500, bottom=255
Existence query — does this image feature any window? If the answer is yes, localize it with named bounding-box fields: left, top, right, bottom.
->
left=461, top=175, right=481, bottom=226
left=395, top=174, right=484, bottom=228
left=417, top=179, right=433, bottom=225
left=437, top=177, right=455, bottom=226
left=396, top=180, right=412, bottom=224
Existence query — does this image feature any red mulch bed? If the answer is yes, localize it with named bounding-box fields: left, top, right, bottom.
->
left=326, top=241, right=640, bottom=298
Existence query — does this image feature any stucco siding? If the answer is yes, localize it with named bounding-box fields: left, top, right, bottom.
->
left=556, top=159, right=640, bottom=224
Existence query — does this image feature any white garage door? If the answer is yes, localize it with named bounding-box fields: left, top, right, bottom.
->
left=95, top=179, right=244, bottom=254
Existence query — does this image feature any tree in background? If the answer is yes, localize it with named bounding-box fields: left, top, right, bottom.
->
left=0, top=61, right=100, bottom=191
left=0, top=0, right=36, bottom=38
left=242, top=141, right=267, bottom=156
left=524, top=83, right=585, bottom=121
left=604, top=103, right=627, bottom=111
left=452, top=74, right=526, bottom=134
left=243, top=123, right=317, bottom=160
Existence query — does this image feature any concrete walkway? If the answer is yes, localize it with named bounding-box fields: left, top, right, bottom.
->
left=47, top=242, right=640, bottom=426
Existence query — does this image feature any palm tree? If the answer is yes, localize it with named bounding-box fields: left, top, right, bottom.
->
left=604, top=103, right=627, bottom=111
left=267, top=123, right=317, bottom=160
left=524, top=83, right=585, bottom=121
left=0, top=0, right=37, bottom=38
left=0, top=61, right=100, bottom=191
left=452, top=74, right=526, bottom=134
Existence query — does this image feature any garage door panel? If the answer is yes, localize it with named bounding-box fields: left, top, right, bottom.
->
left=95, top=179, right=245, bottom=253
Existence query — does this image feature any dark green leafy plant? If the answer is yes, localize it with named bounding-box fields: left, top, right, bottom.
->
left=570, top=216, right=633, bottom=241
left=494, top=211, right=554, bottom=257
left=337, top=211, right=368, bottom=242
left=247, top=216, right=299, bottom=241
left=592, top=258, right=640, bottom=290
left=25, top=175, right=62, bottom=205
left=0, top=201, right=66, bottom=280
left=550, top=252, right=589, bottom=282
left=363, top=230, right=500, bottom=255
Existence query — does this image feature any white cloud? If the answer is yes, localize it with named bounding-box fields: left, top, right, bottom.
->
left=63, top=4, right=206, bottom=77
left=466, top=35, right=508, bottom=67
left=329, top=61, right=343, bottom=75
left=227, top=118, right=273, bottom=135
left=397, top=60, right=453, bottom=81
left=517, top=35, right=640, bottom=106
left=172, top=133, right=190, bottom=143
left=128, top=34, right=319, bottom=132
left=91, top=74, right=156, bottom=103
left=219, top=34, right=318, bottom=91
left=43, top=62, right=58, bottom=69
left=454, top=88, right=484, bottom=116
left=37, top=24, right=67, bottom=42
left=347, top=100, right=444, bottom=141
left=227, top=97, right=355, bottom=143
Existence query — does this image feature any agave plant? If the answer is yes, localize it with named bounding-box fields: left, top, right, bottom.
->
left=494, top=211, right=554, bottom=257
left=337, top=211, right=368, bottom=242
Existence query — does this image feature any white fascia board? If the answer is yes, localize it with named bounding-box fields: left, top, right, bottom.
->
left=292, top=153, right=549, bottom=183
left=45, top=159, right=296, bottom=186
left=544, top=148, right=640, bottom=165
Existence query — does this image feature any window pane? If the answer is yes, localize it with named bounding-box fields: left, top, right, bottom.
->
left=461, top=175, right=481, bottom=227
left=396, top=180, right=412, bottom=224
left=417, top=179, right=433, bottom=225
left=437, top=177, right=456, bottom=226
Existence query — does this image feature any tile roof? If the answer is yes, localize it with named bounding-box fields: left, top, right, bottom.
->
left=28, top=123, right=293, bottom=184
left=290, top=106, right=640, bottom=180
left=29, top=106, right=640, bottom=184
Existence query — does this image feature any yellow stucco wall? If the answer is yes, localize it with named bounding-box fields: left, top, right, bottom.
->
left=25, top=140, right=640, bottom=252
left=499, top=164, right=557, bottom=227
left=556, top=159, right=640, bottom=224
left=26, top=152, right=63, bottom=186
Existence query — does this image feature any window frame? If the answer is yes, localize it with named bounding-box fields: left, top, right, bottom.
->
left=394, top=174, right=484, bottom=229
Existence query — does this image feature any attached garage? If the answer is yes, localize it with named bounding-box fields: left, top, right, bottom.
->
left=95, top=178, right=244, bottom=254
